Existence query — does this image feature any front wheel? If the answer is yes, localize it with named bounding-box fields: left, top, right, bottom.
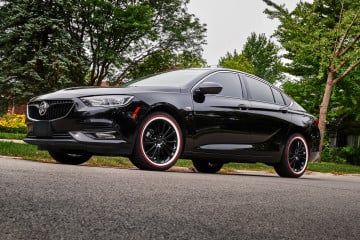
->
left=130, top=112, right=183, bottom=171
left=192, top=159, right=223, bottom=173
left=274, top=133, right=309, bottom=178
left=48, top=150, right=92, bottom=165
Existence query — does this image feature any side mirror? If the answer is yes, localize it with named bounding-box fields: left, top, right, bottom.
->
left=194, top=82, right=223, bottom=95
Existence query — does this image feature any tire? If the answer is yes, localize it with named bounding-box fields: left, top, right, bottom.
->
left=274, top=133, right=309, bottom=178
left=130, top=112, right=183, bottom=171
left=48, top=150, right=92, bottom=165
left=192, top=159, right=223, bottom=173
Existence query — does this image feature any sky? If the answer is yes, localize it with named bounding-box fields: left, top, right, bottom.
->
left=187, top=0, right=299, bottom=66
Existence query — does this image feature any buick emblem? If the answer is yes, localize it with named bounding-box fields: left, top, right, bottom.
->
left=38, top=101, right=50, bottom=116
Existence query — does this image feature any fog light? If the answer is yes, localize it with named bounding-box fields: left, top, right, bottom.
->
left=94, top=132, right=116, bottom=139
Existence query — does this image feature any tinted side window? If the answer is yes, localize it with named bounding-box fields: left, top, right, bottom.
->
left=205, top=72, right=242, bottom=98
left=282, top=94, right=292, bottom=105
left=272, top=88, right=285, bottom=105
left=245, top=77, right=274, bottom=103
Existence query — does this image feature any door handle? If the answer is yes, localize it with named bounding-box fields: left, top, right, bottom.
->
left=238, top=104, right=248, bottom=110
left=280, top=107, right=288, bottom=113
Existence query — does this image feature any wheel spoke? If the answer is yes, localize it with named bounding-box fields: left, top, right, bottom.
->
left=155, top=121, right=162, bottom=135
left=164, top=130, right=176, bottom=140
left=160, top=121, right=168, bottom=135
left=159, top=147, right=168, bottom=162
left=156, top=147, right=161, bottom=162
left=162, top=124, right=172, bottom=137
left=151, top=147, right=159, bottom=159
left=162, top=145, right=172, bottom=156
left=163, top=143, right=175, bottom=154
left=145, top=144, right=156, bottom=156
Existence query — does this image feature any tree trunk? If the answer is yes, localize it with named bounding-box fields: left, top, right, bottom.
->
left=317, top=70, right=334, bottom=161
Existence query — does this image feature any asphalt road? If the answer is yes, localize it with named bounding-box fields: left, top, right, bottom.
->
left=1, top=157, right=359, bottom=240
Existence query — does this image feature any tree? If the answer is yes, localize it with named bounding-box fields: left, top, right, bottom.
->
left=242, top=32, right=284, bottom=83
left=127, top=50, right=206, bottom=80
left=263, top=0, right=360, bottom=158
left=218, top=33, right=283, bottom=83
left=218, top=50, right=255, bottom=74
left=283, top=68, right=360, bottom=125
left=0, top=0, right=206, bottom=102
left=79, top=0, right=206, bottom=85
left=78, top=0, right=154, bottom=86
left=0, top=0, right=88, bottom=104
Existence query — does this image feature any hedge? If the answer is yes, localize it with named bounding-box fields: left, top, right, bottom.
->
left=0, top=114, right=27, bottom=133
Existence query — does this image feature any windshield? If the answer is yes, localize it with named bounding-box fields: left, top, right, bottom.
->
left=127, top=69, right=209, bottom=88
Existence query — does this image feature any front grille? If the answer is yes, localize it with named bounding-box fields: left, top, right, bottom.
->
left=28, top=100, right=74, bottom=120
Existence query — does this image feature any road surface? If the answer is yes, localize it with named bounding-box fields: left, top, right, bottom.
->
left=1, top=156, right=359, bottom=239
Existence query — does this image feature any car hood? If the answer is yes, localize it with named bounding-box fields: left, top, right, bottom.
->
left=31, top=86, right=181, bottom=101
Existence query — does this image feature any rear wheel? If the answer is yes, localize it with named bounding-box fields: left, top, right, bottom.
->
left=130, top=112, right=183, bottom=171
left=192, top=159, right=223, bottom=173
left=274, top=133, right=309, bottom=178
left=48, top=150, right=92, bottom=165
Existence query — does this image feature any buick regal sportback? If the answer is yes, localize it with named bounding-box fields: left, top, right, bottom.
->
left=25, top=68, right=320, bottom=178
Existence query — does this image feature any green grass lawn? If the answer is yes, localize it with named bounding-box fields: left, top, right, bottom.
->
left=1, top=141, right=359, bottom=174
left=0, top=132, right=26, bottom=140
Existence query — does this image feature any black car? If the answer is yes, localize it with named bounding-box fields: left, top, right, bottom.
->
left=25, top=68, right=320, bottom=178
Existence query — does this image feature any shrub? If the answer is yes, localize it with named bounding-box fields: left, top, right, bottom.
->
left=339, top=146, right=360, bottom=166
left=321, top=140, right=346, bottom=164
left=0, top=114, right=27, bottom=133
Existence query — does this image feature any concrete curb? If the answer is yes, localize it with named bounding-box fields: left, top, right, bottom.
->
left=0, top=139, right=25, bottom=144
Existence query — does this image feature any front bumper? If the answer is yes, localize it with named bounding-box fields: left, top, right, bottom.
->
left=24, top=131, right=133, bottom=156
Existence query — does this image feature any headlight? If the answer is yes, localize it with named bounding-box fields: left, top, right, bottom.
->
left=81, top=95, right=134, bottom=107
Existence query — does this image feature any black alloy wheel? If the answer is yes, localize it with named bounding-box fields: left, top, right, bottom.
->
left=130, top=112, right=183, bottom=171
left=192, top=159, right=223, bottom=173
left=274, top=133, right=309, bottom=178
left=48, top=150, right=92, bottom=165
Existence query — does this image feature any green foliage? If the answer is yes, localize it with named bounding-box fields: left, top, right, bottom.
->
left=218, top=50, right=255, bottom=74
left=320, top=140, right=347, bottom=164
left=319, top=140, right=360, bottom=166
left=282, top=68, right=360, bottom=124
left=264, top=0, right=360, bottom=77
left=282, top=78, right=322, bottom=115
left=264, top=0, right=360, bottom=153
left=307, top=162, right=360, bottom=174
left=0, top=0, right=89, bottom=104
left=217, top=33, right=283, bottom=82
left=339, top=146, right=360, bottom=166
left=332, top=70, right=360, bottom=122
left=264, top=0, right=360, bottom=93
left=80, top=0, right=207, bottom=85
left=242, top=33, right=284, bottom=83
left=0, top=0, right=206, bottom=101
left=264, top=0, right=322, bottom=77
left=127, top=50, right=206, bottom=80
left=80, top=0, right=154, bottom=85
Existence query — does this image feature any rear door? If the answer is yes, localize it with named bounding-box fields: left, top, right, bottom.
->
left=241, top=74, right=291, bottom=144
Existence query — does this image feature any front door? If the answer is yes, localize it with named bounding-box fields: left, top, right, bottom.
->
left=192, top=71, right=254, bottom=155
